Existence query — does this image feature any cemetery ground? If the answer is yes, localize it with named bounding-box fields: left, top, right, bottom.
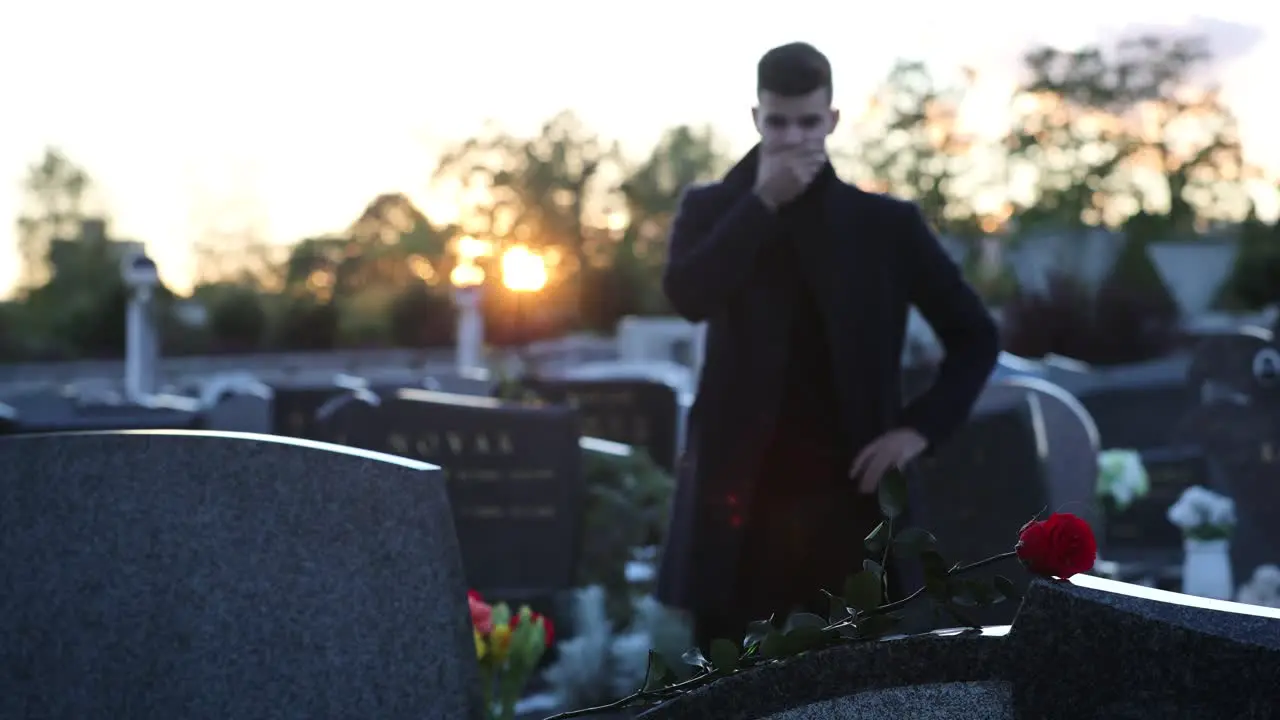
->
left=3, top=318, right=1280, bottom=717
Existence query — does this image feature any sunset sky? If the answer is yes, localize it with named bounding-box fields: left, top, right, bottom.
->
left=1, top=0, right=1277, bottom=296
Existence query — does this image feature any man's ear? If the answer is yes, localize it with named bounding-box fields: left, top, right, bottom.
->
left=827, top=108, right=841, bottom=135
left=751, top=106, right=761, bottom=133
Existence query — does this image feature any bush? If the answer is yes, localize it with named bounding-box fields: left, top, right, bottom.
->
left=1002, top=273, right=1180, bottom=365
left=207, top=286, right=267, bottom=352
left=388, top=283, right=454, bottom=347
left=576, top=447, right=675, bottom=629
left=271, top=294, right=339, bottom=350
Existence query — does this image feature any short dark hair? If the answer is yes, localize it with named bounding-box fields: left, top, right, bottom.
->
left=757, top=42, right=832, bottom=98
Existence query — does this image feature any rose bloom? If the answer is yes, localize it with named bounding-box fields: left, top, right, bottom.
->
left=468, top=590, right=493, bottom=635
left=1016, top=513, right=1097, bottom=579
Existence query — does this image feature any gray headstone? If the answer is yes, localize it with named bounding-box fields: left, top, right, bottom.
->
left=912, top=402, right=1049, bottom=627
left=634, top=575, right=1280, bottom=719
left=314, top=388, right=586, bottom=603
left=203, top=394, right=272, bottom=433
left=975, top=376, right=1101, bottom=533
left=0, top=430, right=481, bottom=720
left=520, top=378, right=680, bottom=472
left=1074, top=359, right=1193, bottom=450
left=1178, top=322, right=1280, bottom=586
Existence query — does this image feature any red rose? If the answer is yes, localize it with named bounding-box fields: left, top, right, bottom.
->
left=1016, top=513, right=1097, bottom=579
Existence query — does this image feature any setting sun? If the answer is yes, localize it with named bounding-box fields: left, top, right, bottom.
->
left=500, top=245, right=547, bottom=293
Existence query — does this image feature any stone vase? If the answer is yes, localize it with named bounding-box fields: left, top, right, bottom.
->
left=1182, top=537, right=1233, bottom=600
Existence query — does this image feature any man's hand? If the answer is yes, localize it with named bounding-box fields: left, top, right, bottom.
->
left=753, top=144, right=825, bottom=210
left=850, top=428, right=927, bottom=493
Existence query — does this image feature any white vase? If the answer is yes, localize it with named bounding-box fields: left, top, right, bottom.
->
left=1181, top=538, right=1233, bottom=600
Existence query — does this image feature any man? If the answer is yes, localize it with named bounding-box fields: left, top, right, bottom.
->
left=655, top=42, right=999, bottom=650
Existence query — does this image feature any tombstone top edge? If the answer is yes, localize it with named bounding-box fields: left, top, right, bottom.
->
left=0, top=429, right=441, bottom=472
left=1065, top=574, right=1280, bottom=620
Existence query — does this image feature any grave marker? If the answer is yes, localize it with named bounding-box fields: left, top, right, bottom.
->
left=1179, top=320, right=1280, bottom=587
left=315, top=389, right=586, bottom=602
left=0, top=430, right=481, bottom=720
left=520, top=377, right=681, bottom=473
left=975, top=376, right=1101, bottom=534
left=912, top=401, right=1049, bottom=627
left=635, top=575, right=1280, bottom=720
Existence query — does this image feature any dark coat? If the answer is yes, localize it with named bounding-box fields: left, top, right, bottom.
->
left=655, top=148, right=1000, bottom=613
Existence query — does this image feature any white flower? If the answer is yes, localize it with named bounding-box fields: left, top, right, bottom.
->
left=1237, top=565, right=1280, bottom=608
left=1167, top=485, right=1236, bottom=536
left=1096, top=449, right=1150, bottom=510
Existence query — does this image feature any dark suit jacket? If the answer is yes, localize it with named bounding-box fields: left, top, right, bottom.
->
left=655, top=147, right=1000, bottom=613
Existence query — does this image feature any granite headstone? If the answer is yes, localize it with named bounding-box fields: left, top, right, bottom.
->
left=974, top=375, right=1101, bottom=533
left=520, top=377, right=681, bottom=473
left=635, top=575, right=1280, bottom=720
left=1178, top=320, right=1280, bottom=586
left=314, top=388, right=586, bottom=602
left=911, top=401, right=1049, bottom=627
left=0, top=430, right=481, bottom=720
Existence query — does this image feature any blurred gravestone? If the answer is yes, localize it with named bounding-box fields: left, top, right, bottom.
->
left=1076, top=361, right=1192, bottom=451
left=270, top=384, right=346, bottom=439
left=912, top=401, right=1048, bottom=627
left=0, top=430, right=481, bottom=720
left=1178, top=319, right=1280, bottom=586
left=0, top=393, right=203, bottom=434
left=315, top=389, right=586, bottom=603
left=521, top=378, right=680, bottom=472
left=200, top=374, right=274, bottom=434
left=975, top=376, right=1101, bottom=534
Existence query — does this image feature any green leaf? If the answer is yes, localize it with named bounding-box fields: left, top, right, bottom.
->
left=863, top=521, right=890, bottom=556
left=709, top=638, right=739, bottom=673
left=783, top=626, right=833, bottom=654
left=877, top=468, right=909, bottom=518
left=783, top=612, right=828, bottom=632
left=994, top=575, right=1019, bottom=602
left=824, top=590, right=851, bottom=623
left=920, top=550, right=950, bottom=600
left=855, top=612, right=903, bottom=640
left=863, top=559, right=883, bottom=575
left=681, top=647, right=710, bottom=671
left=642, top=651, right=674, bottom=691
left=760, top=629, right=789, bottom=658
left=891, top=527, right=937, bottom=558
left=742, top=619, right=774, bottom=651
left=843, top=570, right=884, bottom=612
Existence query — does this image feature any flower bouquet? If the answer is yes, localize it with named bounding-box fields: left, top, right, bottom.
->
left=1096, top=449, right=1149, bottom=512
left=469, top=590, right=555, bottom=720
left=1167, top=486, right=1236, bottom=599
left=1166, top=485, right=1236, bottom=542
left=546, top=470, right=1098, bottom=719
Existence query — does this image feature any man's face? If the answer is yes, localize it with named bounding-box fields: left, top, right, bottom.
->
left=752, top=88, right=839, bottom=153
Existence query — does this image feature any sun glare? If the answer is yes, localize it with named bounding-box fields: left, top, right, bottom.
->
left=500, top=244, right=547, bottom=293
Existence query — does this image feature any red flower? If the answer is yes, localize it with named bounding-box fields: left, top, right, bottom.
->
left=1016, top=513, right=1097, bottom=579
left=515, top=610, right=555, bottom=647
left=468, top=590, right=493, bottom=635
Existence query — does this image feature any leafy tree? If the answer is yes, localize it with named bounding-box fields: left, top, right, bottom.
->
left=435, top=111, right=622, bottom=321
left=852, top=61, right=983, bottom=237
left=15, top=147, right=96, bottom=291
left=1222, top=204, right=1280, bottom=309
left=1006, top=35, right=1250, bottom=233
